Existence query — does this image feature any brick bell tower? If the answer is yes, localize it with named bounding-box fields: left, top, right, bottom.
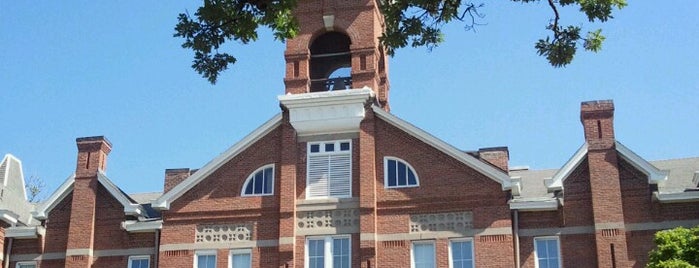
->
left=283, top=0, right=390, bottom=110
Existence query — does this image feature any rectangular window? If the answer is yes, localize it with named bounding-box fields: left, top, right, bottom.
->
left=449, top=239, right=474, bottom=268
left=15, top=262, right=36, bottom=268
left=128, top=255, right=150, bottom=268
left=534, top=237, right=561, bottom=268
left=195, top=250, right=217, bottom=268
left=229, top=249, right=252, bottom=268
left=412, top=241, right=435, bottom=268
left=307, top=140, right=352, bottom=198
left=306, top=236, right=351, bottom=268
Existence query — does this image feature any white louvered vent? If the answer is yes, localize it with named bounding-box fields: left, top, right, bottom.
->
left=307, top=141, right=352, bottom=198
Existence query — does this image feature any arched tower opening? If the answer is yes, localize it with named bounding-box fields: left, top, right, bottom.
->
left=309, top=31, right=352, bottom=92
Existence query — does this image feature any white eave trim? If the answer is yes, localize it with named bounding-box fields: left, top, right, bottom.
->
left=546, top=143, right=588, bottom=192
left=615, top=141, right=668, bottom=183
left=371, top=106, right=511, bottom=190
left=121, top=220, right=163, bottom=233
left=5, top=226, right=46, bottom=239
left=509, top=198, right=559, bottom=211
left=96, top=172, right=144, bottom=216
left=33, top=174, right=75, bottom=220
left=654, top=192, right=699, bottom=203
left=0, top=210, right=19, bottom=225
left=152, top=113, right=283, bottom=210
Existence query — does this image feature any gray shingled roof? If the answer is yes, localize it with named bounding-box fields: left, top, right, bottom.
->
left=510, top=157, right=699, bottom=198
left=129, top=192, right=162, bottom=204
left=653, top=157, right=699, bottom=193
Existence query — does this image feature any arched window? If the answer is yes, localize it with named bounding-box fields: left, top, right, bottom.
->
left=241, top=164, right=274, bottom=196
left=309, top=31, right=352, bottom=92
left=384, top=157, right=419, bottom=188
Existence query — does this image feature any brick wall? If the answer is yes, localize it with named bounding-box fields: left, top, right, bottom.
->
left=161, top=126, right=282, bottom=266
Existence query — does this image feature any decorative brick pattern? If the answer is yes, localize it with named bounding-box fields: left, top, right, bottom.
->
left=296, top=209, right=360, bottom=231
left=195, top=224, right=252, bottom=243
left=409, top=212, right=473, bottom=233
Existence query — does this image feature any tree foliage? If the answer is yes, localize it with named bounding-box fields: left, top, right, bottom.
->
left=25, top=175, right=46, bottom=203
left=647, top=226, right=699, bottom=268
left=175, top=0, right=626, bottom=84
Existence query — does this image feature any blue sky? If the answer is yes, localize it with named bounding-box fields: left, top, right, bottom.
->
left=1, top=2, right=697, bottom=197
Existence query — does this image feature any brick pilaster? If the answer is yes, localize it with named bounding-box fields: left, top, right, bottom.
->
left=359, top=105, right=378, bottom=268
left=278, top=111, right=298, bottom=267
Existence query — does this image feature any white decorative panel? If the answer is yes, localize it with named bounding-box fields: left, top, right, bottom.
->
left=409, top=212, right=473, bottom=233
left=296, top=209, right=360, bottom=235
left=195, top=224, right=252, bottom=243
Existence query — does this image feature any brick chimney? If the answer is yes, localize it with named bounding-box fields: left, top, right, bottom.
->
left=478, top=147, right=509, bottom=173
left=75, top=136, right=112, bottom=178
left=580, top=100, right=615, bottom=151
left=164, top=168, right=194, bottom=193
left=66, top=136, right=111, bottom=267
left=580, top=100, right=629, bottom=266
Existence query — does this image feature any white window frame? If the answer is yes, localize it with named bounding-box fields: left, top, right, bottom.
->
left=411, top=240, right=436, bottom=268
left=383, top=156, right=420, bottom=188
left=306, top=140, right=352, bottom=199
left=448, top=238, right=475, bottom=268
left=15, top=262, right=37, bottom=268
left=229, top=248, right=252, bottom=268
left=534, top=236, right=562, bottom=268
left=305, top=235, right=352, bottom=268
left=241, top=164, right=275, bottom=196
left=128, top=255, right=150, bottom=268
left=194, top=250, right=218, bottom=268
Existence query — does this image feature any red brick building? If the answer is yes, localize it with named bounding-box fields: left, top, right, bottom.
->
left=2, top=1, right=698, bottom=267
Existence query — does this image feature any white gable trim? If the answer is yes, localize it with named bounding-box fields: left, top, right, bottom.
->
left=97, top=172, right=144, bottom=216
left=546, top=141, right=669, bottom=192
left=545, top=144, right=588, bottom=192
left=152, top=113, right=283, bottom=210
left=33, top=172, right=146, bottom=220
left=371, top=107, right=511, bottom=190
left=33, top=174, right=75, bottom=220
left=615, top=141, right=668, bottom=183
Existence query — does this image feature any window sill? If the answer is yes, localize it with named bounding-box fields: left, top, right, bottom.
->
left=296, top=197, right=359, bottom=211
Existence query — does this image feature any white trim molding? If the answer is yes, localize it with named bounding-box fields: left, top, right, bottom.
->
left=278, top=87, right=374, bottom=136
left=509, top=198, right=559, bottom=211
left=5, top=226, right=45, bottom=239
left=153, top=113, right=282, bottom=210
left=654, top=191, right=699, bottom=203
left=122, top=220, right=163, bottom=232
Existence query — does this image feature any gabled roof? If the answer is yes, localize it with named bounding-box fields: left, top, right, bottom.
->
left=546, top=141, right=668, bottom=192
left=33, top=171, right=146, bottom=220
left=0, top=154, right=34, bottom=225
left=152, top=113, right=283, bottom=210
left=371, top=106, right=512, bottom=190
left=1, top=154, right=28, bottom=202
